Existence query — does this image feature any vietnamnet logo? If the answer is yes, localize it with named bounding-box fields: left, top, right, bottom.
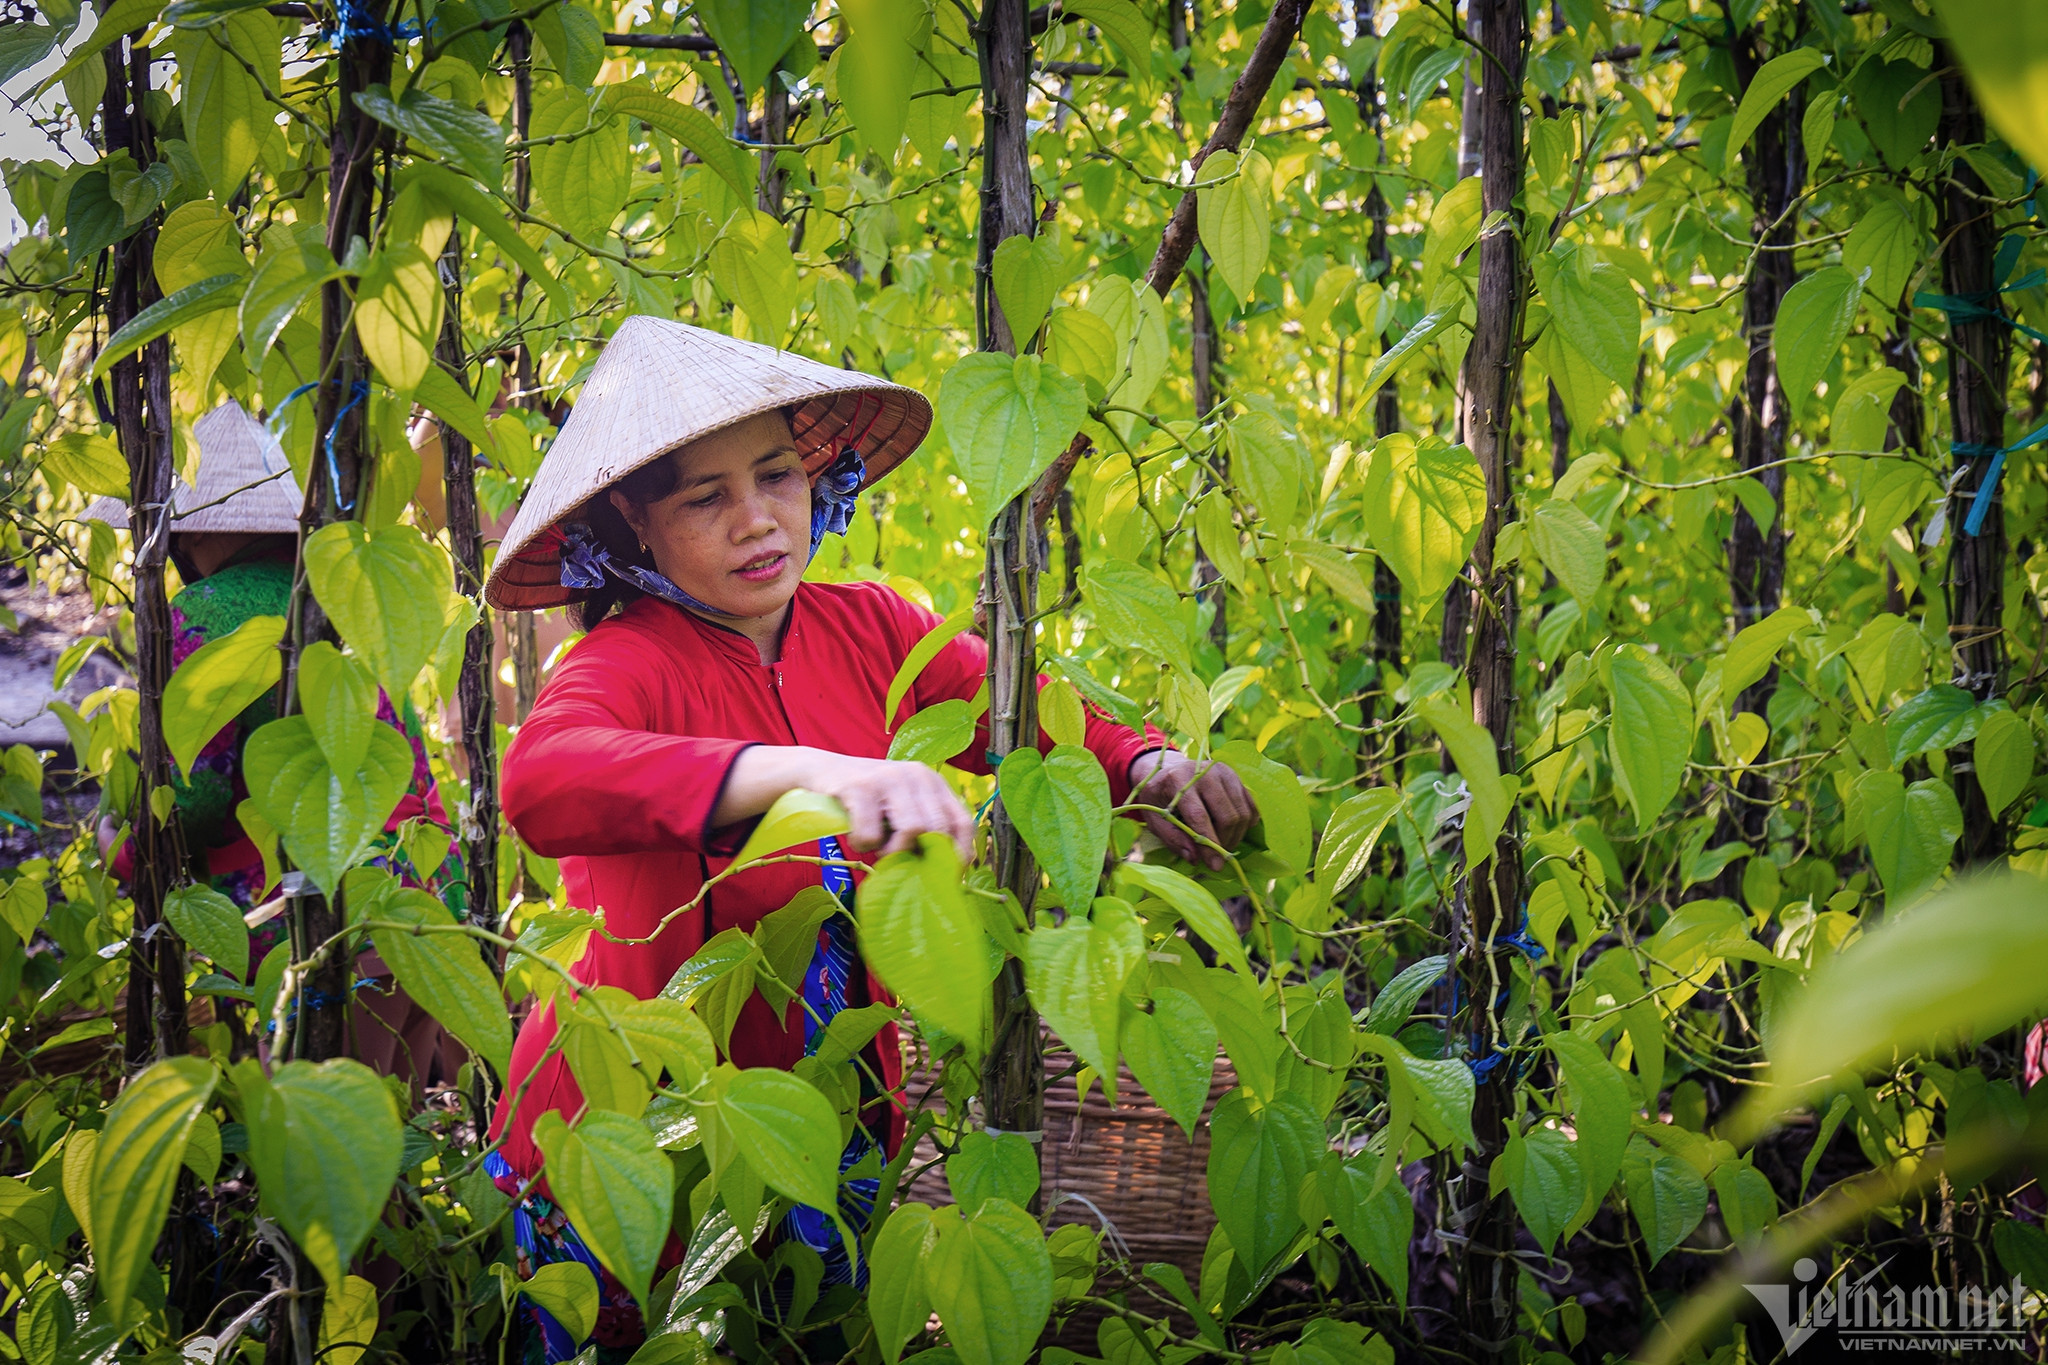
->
left=1744, top=1256, right=2034, bottom=1354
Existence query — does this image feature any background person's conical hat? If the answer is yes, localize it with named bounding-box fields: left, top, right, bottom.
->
left=486, top=317, right=932, bottom=611
left=81, top=401, right=303, bottom=534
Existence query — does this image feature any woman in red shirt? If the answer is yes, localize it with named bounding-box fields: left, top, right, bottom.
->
left=482, top=318, right=1252, bottom=1360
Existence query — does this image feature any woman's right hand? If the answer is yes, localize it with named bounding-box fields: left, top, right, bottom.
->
left=717, top=746, right=977, bottom=862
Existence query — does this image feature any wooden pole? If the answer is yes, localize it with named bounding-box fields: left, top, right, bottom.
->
left=1936, top=57, right=2009, bottom=867
left=974, top=0, right=1044, bottom=1172
left=432, top=232, right=500, bottom=960
left=1450, top=0, right=1527, bottom=1352
left=100, top=29, right=189, bottom=1072
left=1712, top=12, right=1805, bottom=895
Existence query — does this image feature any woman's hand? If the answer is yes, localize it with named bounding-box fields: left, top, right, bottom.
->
left=717, top=746, right=977, bottom=862
left=1127, top=750, right=1258, bottom=871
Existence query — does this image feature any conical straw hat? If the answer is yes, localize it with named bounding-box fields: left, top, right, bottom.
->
left=81, top=400, right=303, bottom=534
left=486, top=317, right=932, bottom=611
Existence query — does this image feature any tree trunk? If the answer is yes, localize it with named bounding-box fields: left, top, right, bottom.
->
left=759, top=75, right=789, bottom=218
left=1450, top=0, right=1527, bottom=1352
left=100, top=33, right=189, bottom=1072
left=509, top=22, right=544, bottom=728
left=975, top=0, right=1044, bottom=1176
left=1359, top=0, right=1402, bottom=733
left=1190, top=266, right=1227, bottom=651
left=1937, top=60, right=2009, bottom=867
left=1712, top=17, right=1805, bottom=894
left=433, top=232, right=500, bottom=969
left=1882, top=322, right=1922, bottom=616
left=288, top=0, right=392, bottom=1071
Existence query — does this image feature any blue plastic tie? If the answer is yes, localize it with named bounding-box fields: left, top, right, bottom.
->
left=324, top=379, right=369, bottom=514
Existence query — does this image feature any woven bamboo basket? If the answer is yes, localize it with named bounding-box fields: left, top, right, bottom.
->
left=898, top=1034, right=1236, bottom=1289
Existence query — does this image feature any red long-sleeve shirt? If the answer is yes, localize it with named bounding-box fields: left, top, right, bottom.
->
left=489, top=579, right=1162, bottom=1179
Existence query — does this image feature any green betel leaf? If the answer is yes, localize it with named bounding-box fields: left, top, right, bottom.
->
left=1023, top=895, right=1143, bottom=1080
left=1602, top=644, right=1693, bottom=832
left=855, top=834, right=993, bottom=1045
left=927, top=1197, right=1055, bottom=1365
left=243, top=716, right=414, bottom=895
left=1830, top=368, right=1908, bottom=453
left=1886, top=684, right=1983, bottom=765
left=1548, top=1030, right=1631, bottom=1229
left=946, top=1130, right=1041, bottom=1215
left=1229, top=408, right=1311, bottom=534
left=529, top=0, right=604, bottom=87
left=161, top=612, right=284, bottom=777
left=1935, top=0, right=2048, bottom=176
left=939, top=352, right=1088, bottom=528
left=1855, top=771, right=1962, bottom=904
left=887, top=697, right=978, bottom=766
left=696, top=0, right=805, bottom=99
left=1725, top=47, right=1826, bottom=172
left=164, top=884, right=249, bottom=982
left=868, top=1203, right=939, bottom=1365
left=729, top=788, right=852, bottom=872
left=88, top=273, right=241, bottom=381
left=238, top=1058, right=402, bottom=1287
left=1722, top=605, right=1814, bottom=703
left=1114, top=861, right=1251, bottom=977
left=1062, top=0, right=1153, bottom=73
left=884, top=609, right=973, bottom=726
left=990, top=232, right=1061, bottom=345
left=999, top=745, right=1110, bottom=913
left=1764, top=870, right=2048, bottom=1119
left=1415, top=696, right=1512, bottom=868
left=1533, top=253, right=1641, bottom=392
left=1622, top=1137, right=1707, bottom=1266
left=87, top=1057, right=217, bottom=1320
left=531, top=88, right=629, bottom=242
left=1121, top=985, right=1216, bottom=1139
left=602, top=83, right=755, bottom=206
left=1975, top=709, right=2035, bottom=817
left=318, top=1274, right=379, bottom=1365
left=363, top=883, right=512, bottom=1078
left=1713, top=1160, right=1779, bottom=1247
left=1361, top=434, right=1486, bottom=601
left=710, top=208, right=800, bottom=344
left=304, top=520, right=454, bottom=699
left=1491, top=1127, right=1581, bottom=1256
left=1320, top=1152, right=1411, bottom=1300
left=1314, top=787, right=1401, bottom=897
left=241, top=225, right=342, bottom=366
left=718, top=1068, right=842, bottom=1213
left=1196, top=148, right=1273, bottom=303
left=296, top=640, right=377, bottom=778
left=520, top=1262, right=598, bottom=1344
left=530, top=1109, right=673, bottom=1308
left=1842, top=197, right=1920, bottom=312
left=1207, top=1088, right=1318, bottom=1275
left=414, top=363, right=500, bottom=461
left=837, top=0, right=921, bottom=159
left=1774, top=266, right=1862, bottom=416
left=174, top=10, right=278, bottom=199
left=1081, top=558, right=1191, bottom=674
left=1213, top=740, right=1309, bottom=872
left=355, top=242, right=443, bottom=393
left=352, top=84, right=505, bottom=187
left=1528, top=497, right=1607, bottom=609
left=1419, top=175, right=1480, bottom=295
left=1043, top=305, right=1121, bottom=393
left=40, top=431, right=131, bottom=497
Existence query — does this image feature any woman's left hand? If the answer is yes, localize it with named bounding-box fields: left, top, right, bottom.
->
left=1126, top=750, right=1258, bottom=871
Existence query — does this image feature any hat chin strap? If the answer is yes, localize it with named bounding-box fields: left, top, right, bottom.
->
left=561, top=448, right=868, bottom=619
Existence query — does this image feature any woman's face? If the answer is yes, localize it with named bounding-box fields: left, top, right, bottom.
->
left=610, top=410, right=813, bottom=621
